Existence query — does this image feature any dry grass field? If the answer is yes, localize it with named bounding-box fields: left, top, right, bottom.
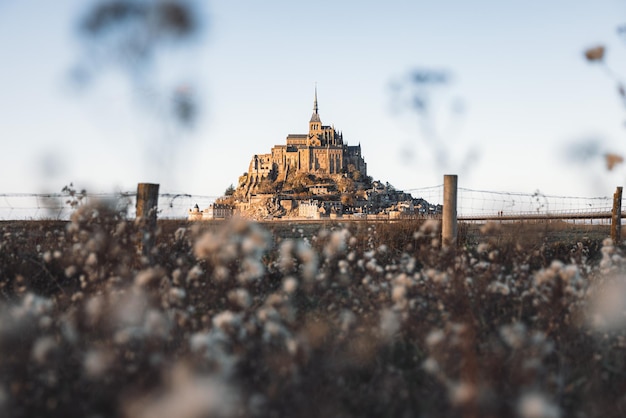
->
left=0, top=207, right=625, bottom=417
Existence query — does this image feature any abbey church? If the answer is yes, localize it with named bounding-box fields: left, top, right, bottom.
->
left=189, top=90, right=440, bottom=220
left=239, top=89, right=367, bottom=193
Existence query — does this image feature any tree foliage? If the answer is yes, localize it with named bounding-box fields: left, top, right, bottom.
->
left=224, top=184, right=235, bottom=196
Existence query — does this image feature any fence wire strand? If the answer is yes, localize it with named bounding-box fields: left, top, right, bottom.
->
left=0, top=192, right=219, bottom=220
left=0, top=187, right=621, bottom=221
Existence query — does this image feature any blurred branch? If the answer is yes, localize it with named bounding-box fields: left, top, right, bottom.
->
left=78, top=0, right=199, bottom=67
left=582, top=27, right=626, bottom=173
left=584, top=42, right=626, bottom=109
left=390, top=68, right=477, bottom=175
left=72, top=0, right=204, bottom=128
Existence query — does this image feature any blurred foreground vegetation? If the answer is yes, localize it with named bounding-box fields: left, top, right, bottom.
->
left=0, top=204, right=625, bottom=417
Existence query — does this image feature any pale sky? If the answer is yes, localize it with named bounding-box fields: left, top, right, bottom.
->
left=1, top=0, right=626, bottom=199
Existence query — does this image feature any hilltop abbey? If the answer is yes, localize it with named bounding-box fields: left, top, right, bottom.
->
left=238, top=89, right=367, bottom=194
left=189, top=89, right=440, bottom=220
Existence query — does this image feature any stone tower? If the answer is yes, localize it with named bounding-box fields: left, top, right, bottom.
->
left=308, top=87, right=322, bottom=146
left=237, top=89, right=368, bottom=197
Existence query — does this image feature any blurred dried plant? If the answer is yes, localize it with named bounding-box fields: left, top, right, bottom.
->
left=74, top=0, right=201, bottom=78
left=71, top=0, right=206, bottom=184
left=605, top=152, right=624, bottom=171
left=390, top=68, right=478, bottom=176
left=73, top=0, right=204, bottom=124
left=577, top=34, right=626, bottom=179
left=584, top=42, right=626, bottom=111
left=584, top=45, right=605, bottom=62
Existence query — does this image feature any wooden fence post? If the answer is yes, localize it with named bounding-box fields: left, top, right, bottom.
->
left=442, top=174, right=458, bottom=248
left=136, top=183, right=160, bottom=257
left=611, top=186, right=622, bottom=244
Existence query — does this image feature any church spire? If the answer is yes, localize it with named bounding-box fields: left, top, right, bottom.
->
left=310, top=84, right=321, bottom=123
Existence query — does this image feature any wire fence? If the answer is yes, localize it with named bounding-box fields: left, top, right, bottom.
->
left=406, top=185, right=617, bottom=220
left=0, top=192, right=218, bottom=221
left=0, top=185, right=620, bottom=222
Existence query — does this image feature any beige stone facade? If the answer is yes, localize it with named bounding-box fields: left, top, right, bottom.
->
left=187, top=203, right=233, bottom=220
left=241, top=90, right=367, bottom=190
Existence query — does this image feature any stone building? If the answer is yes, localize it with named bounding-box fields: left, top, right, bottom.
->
left=203, top=203, right=233, bottom=219
left=188, top=204, right=203, bottom=221
left=241, top=90, right=367, bottom=191
left=186, top=89, right=440, bottom=220
left=298, top=199, right=322, bottom=219
left=187, top=203, right=233, bottom=220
